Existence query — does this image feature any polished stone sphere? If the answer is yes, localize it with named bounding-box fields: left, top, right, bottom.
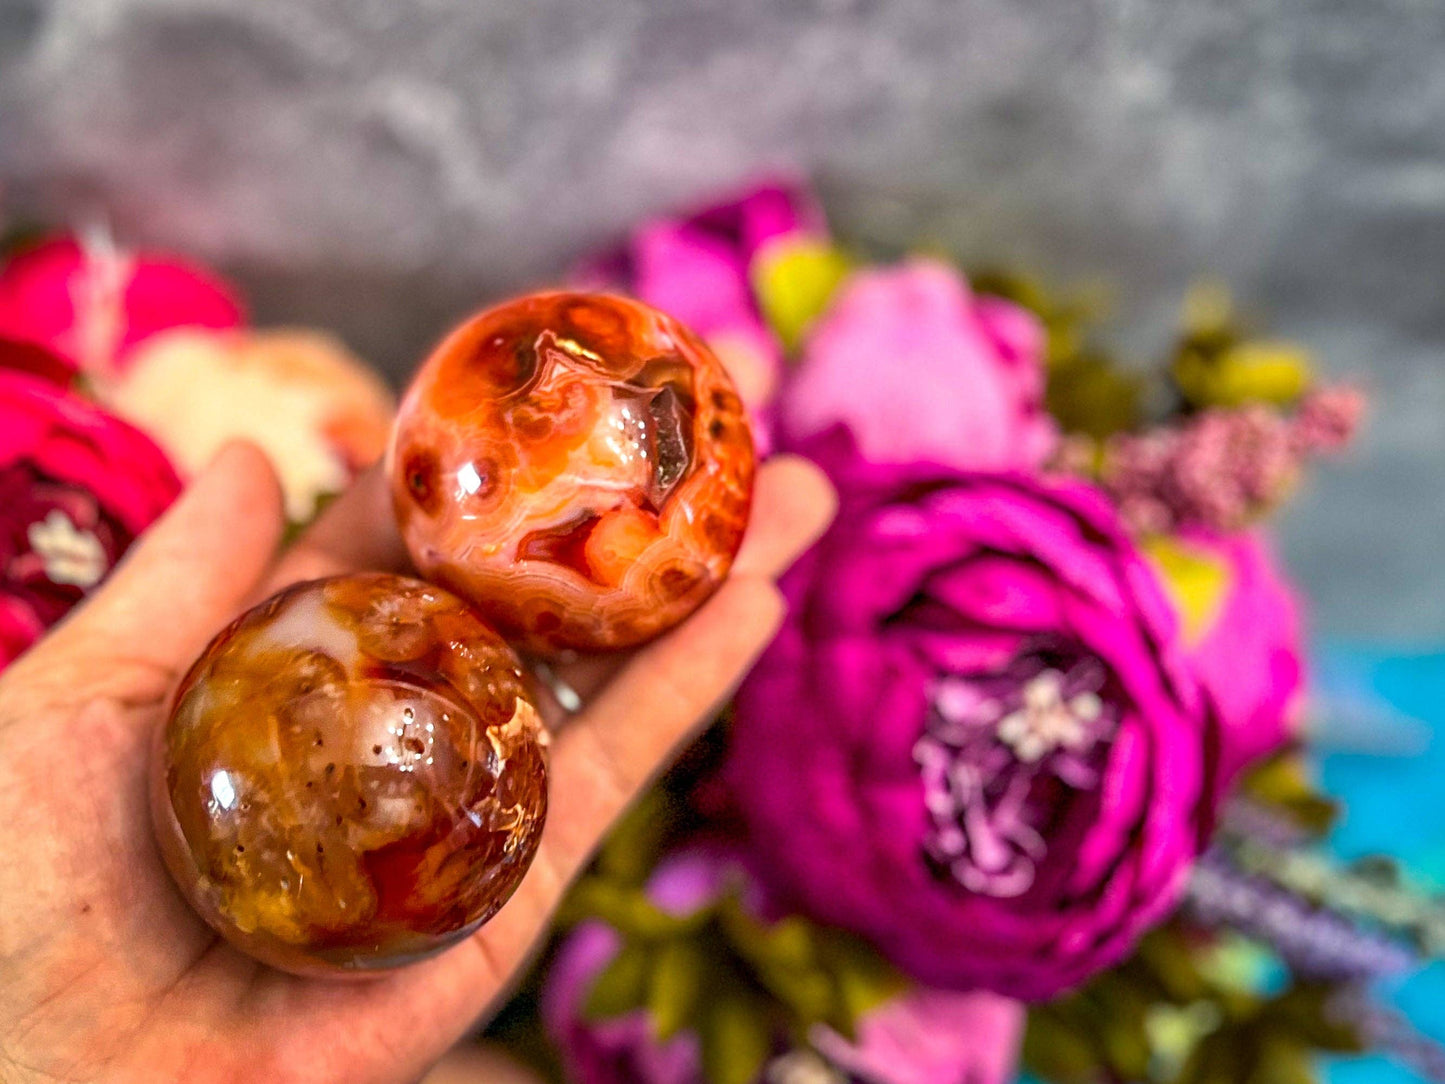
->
left=389, top=291, right=755, bottom=654
left=151, top=573, right=548, bottom=976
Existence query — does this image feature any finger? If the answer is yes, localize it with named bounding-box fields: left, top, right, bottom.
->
left=22, top=442, right=285, bottom=691
left=460, top=577, right=786, bottom=985
left=257, top=464, right=410, bottom=597
left=731, top=453, right=835, bottom=578
left=540, top=573, right=785, bottom=883
left=420, top=1043, right=547, bottom=1084
left=550, top=453, right=834, bottom=702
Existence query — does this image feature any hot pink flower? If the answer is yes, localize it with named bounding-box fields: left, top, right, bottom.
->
left=0, top=369, right=181, bottom=670
left=726, top=429, right=1212, bottom=1000
left=0, top=235, right=243, bottom=377
left=781, top=260, right=1056, bottom=471
left=1174, top=527, right=1306, bottom=798
left=811, top=987, right=1023, bottom=1084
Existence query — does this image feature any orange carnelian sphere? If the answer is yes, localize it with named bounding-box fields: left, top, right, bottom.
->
left=389, top=292, right=755, bottom=654
left=151, top=573, right=548, bottom=976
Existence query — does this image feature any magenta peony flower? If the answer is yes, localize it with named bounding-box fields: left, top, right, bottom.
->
left=575, top=183, right=824, bottom=435
left=0, top=595, right=44, bottom=672
left=780, top=260, right=1056, bottom=472
left=0, top=235, right=243, bottom=377
left=1169, top=527, right=1305, bottom=797
left=544, top=846, right=1024, bottom=1084
left=0, top=369, right=181, bottom=669
left=726, top=429, right=1212, bottom=1000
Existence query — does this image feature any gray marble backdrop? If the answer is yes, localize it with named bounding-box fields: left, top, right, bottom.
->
left=1, top=0, right=1441, bottom=638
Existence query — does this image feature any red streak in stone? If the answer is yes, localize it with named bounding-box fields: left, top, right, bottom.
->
left=517, top=511, right=604, bottom=582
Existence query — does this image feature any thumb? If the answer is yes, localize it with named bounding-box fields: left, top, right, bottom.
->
left=28, top=442, right=286, bottom=691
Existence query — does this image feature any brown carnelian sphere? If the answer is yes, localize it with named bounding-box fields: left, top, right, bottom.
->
left=151, top=573, right=548, bottom=976
left=389, top=292, right=755, bottom=654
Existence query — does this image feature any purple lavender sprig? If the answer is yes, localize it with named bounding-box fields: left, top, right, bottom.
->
left=1332, top=987, right=1445, bottom=1083
left=1219, top=834, right=1445, bottom=957
left=1186, top=850, right=1416, bottom=982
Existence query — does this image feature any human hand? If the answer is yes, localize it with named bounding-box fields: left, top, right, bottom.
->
left=0, top=441, right=834, bottom=1084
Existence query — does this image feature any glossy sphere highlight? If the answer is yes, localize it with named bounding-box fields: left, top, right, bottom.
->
left=390, top=292, right=755, bottom=654
left=152, top=573, right=548, bottom=976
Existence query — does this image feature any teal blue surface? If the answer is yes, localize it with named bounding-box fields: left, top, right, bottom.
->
left=1315, top=646, right=1445, bottom=1084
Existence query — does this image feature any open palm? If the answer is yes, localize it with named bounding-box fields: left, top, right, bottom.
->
left=0, top=442, right=834, bottom=1084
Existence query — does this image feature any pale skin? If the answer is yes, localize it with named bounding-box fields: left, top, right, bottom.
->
left=0, top=442, right=835, bottom=1084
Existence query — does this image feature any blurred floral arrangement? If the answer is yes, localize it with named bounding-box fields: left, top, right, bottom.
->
left=0, top=224, right=394, bottom=667
left=4, top=185, right=1438, bottom=1084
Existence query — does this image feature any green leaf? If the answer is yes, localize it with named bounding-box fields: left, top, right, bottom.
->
left=1145, top=1001, right=1225, bottom=1079
left=1133, top=925, right=1212, bottom=1004
left=818, top=933, right=908, bottom=1033
left=559, top=879, right=709, bottom=939
left=1172, top=281, right=1314, bottom=410
left=1076, top=976, right=1152, bottom=1079
left=583, top=940, right=654, bottom=1021
left=721, top=901, right=818, bottom=973
left=1266, top=985, right=1365, bottom=1054
left=1246, top=1035, right=1318, bottom=1084
left=648, top=939, right=709, bottom=1042
left=1176, top=1024, right=1253, bottom=1084
left=751, top=237, right=852, bottom=352
left=718, top=900, right=833, bottom=1024
left=700, top=985, right=775, bottom=1084
left=1238, top=755, right=1340, bottom=838
left=1021, top=1010, right=1106, bottom=1084
left=1046, top=354, right=1144, bottom=440
left=594, top=787, right=674, bottom=886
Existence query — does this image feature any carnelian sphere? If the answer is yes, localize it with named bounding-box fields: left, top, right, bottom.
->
left=389, top=292, right=755, bottom=654
left=151, top=573, right=548, bottom=976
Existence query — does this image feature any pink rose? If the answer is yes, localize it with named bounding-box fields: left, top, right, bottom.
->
left=811, top=988, right=1023, bottom=1084
left=726, top=430, right=1212, bottom=1000
left=1171, top=527, right=1306, bottom=797
left=0, top=236, right=243, bottom=376
left=0, top=369, right=181, bottom=669
left=781, top=260, right=1056, bottom=472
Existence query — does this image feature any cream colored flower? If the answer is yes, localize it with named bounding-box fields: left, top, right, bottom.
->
left=105, top=329, right=394, bottom=522
left=27, top=509, right=107, bottom=587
